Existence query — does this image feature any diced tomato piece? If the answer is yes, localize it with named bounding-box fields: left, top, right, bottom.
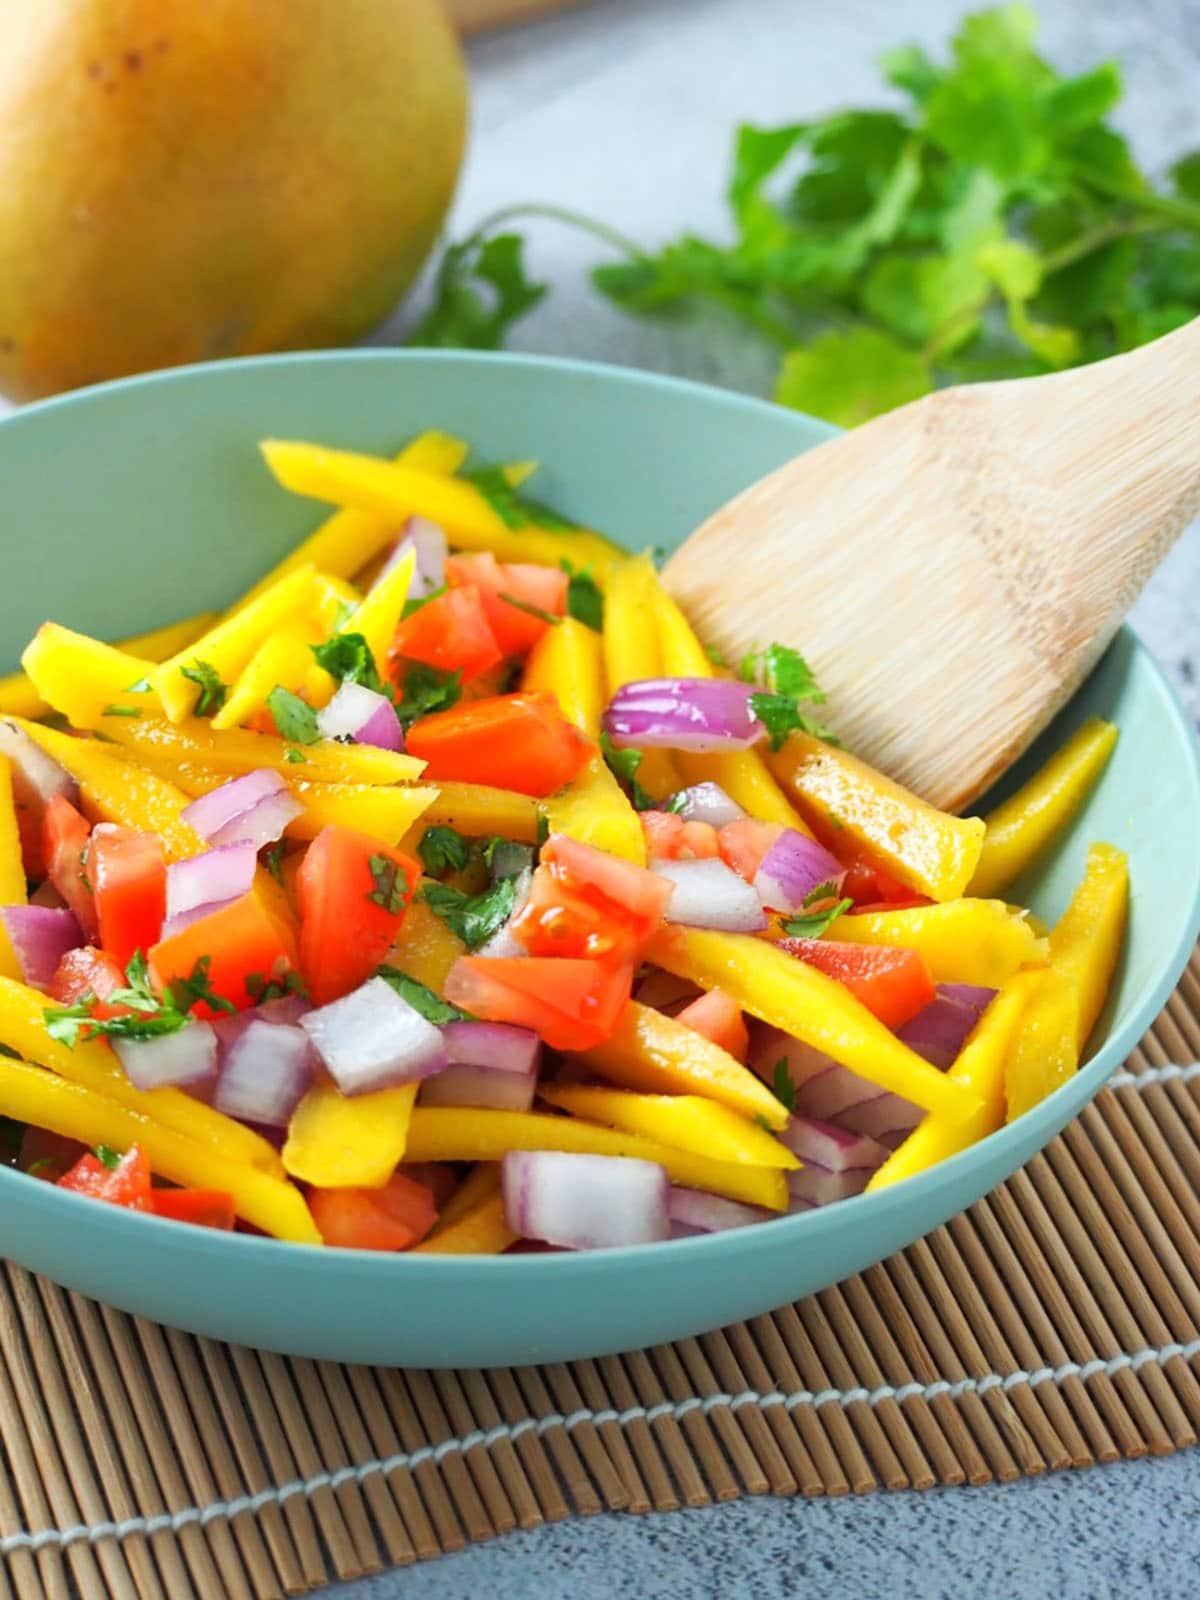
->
left=444, top=956, right=633, bottom=1052
left=779, top=939, right=936, bottom=1030
left=19, top=1127, right=86, bottom=1183
left=296, top=825, right=418, bottom=1006
left=48, top=945, right=132, bottom=1023
left=679, top=821, right=721, bottom=859
left=640, top=811, right=685, bottom=862
left=398, top=1163, right=458, bottom=1209
left=512, top=871, right=639, bottom=964
left=90, top=826, right=166, bottom=970
left=718, top=819, right=784, bottom=883
left=674, top=989, right=749, bottom=1061
left=446, top=552, right=568, bottom=657
left=41, top=795, right=99, bottom=939
left=406, top=694, right=593, bottom=797
left=540, top=834, right=673, bottom=946
left=149, top=884, right=299, bottom=1016
left=841, top=859, right=933, bottom=910
left=309, top=1172, right=438, bottom=1251
left=58, top=1144, right=152, bottom=1211
left=391, top=586, right=503, bottom=682
left=150, top=1189, right=236, bottom=1229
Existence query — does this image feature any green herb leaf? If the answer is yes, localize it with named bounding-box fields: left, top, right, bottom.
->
left=561, top=561, right=604, bottom=630
left=772, top=1059, right=797, bottom=1115
left=245, top=969, right=308, bottom=1005
left=165, top=954, right=238, bottom=1017
left=418, top=826, right=472, bottom=877
left=499, top=592, right=562, bottom=627
left=263, top=841, right=287, bottom=883
left=775, top=327, right=933, bottom=428
left=780, top=896, right=854, bottom=939
left=181, top=660, right=228, bottom=718
left=599, top=731, right=659, bottom=812
left=266, top=687, right=320, bottom=746
left=101, top=705, right=141, bottom=719
left=374, top=967, right=475, bottom=1024
left=45, top=951, right=236, bottom=1046
left=394, top=664, right=462, bottom=730
left=367, top=855, right=410, bottom=915
left=401, top=582, right=447, bottom=620
left=311, top=631, right=389, bottom=698
left=418, top=876, right=521, bottom=951
left=469, top=466, right=576, bottom=532
left=94, top=1145, right=123, bottom=1171
left=407, top=232, right=547, bottom=351
left=284, top=747, right=308, bottom=764
left=124, top=677, right=152, bottom=694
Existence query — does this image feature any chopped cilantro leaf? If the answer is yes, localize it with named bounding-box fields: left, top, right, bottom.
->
left=401, top=582, right=447, bottom=620
left=704, top=644, right=727, bottom=667
left=245, top=969, right=308, bottom=1005
left=181, top=660, right=228, bottom=717
left=395, top=664, right=462, bottom=730
left=536, top=809, right=550, bottom=848
left=772, top=1059, right=797, bottom=1114
left=367, top=854, right=410, bottom=914
left=739, top=640, right=838, bottom=751
left=45, top=952, right=235, bottom=1046
left=561, top=561, right=604, bottom=631
left=101, top=705, right=141, bottom=718
left=600, top=731, right=658, bottom=811
left=266, top=687, right=320, bottom=745
left=311, top=632, right=388, bottom=698
left=780, top=896, right=854, bottom=939
left=499, top=591, right=562, bottom=627
left=375, top=967, right=475, bottom=1024
left=166, top=954, right=237, bottom=1016
left=263, top=841, right=287, bottom=883
left=284, top=747, right=307, bottom=764
left=418, top=826, right=472, bottom=877
left=469, top=465, right=577, bottom=531
left=419, top=875, right=521, bottom=951
left=94, top=1145, right=123, bottom=1171
left=124, top=678, right=152, bottom=694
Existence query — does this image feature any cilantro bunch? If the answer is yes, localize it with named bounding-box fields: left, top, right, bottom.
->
left=412, top=6, right=1200, bottom=427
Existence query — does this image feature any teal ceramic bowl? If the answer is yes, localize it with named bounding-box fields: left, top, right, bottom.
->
left=2, top=351, right=1198, bottom=1369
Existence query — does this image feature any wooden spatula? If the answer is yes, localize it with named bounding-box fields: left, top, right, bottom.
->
left=664, top=317, right=1200, bottom=815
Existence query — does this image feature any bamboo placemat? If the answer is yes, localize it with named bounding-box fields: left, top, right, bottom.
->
left=4, top=950, right=1200, bottom=1599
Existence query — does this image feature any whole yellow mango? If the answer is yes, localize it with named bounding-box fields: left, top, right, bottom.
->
left=0, top=0, right=468, bottom=398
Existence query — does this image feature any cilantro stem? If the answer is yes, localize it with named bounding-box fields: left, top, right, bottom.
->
left=1074, top=169, right=1200, bottom=232
left=456, top=203, right=646, bottom=263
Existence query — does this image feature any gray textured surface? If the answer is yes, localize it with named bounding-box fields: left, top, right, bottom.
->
left=338, top=0, right=1200, bottom=1594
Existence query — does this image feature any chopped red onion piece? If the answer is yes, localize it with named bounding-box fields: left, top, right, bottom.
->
left=316, top=682, right=404, bottom=752
left=300, top=976, right=447, bottom=1095
left=0, top=905, right=82, bottom=990
left=781, top=1116, right=889, bottom=1206
left=502, top=1151, right=669, bottom=1249
left=160, top=898, right=239, bottom=942
left=753, top=830, right=845, bottom=914
left=421, top=1021, right=541, bottom=1112
left=420, top=1064, right=537, bottom=1112
left=0, top=720, right=79, bottom=809
left=669, top=783, right=746, bottom=828
left=211, top=792, right=303, bottom=851
left=182, top=770, right=287, bottom=841
left=896, top=983, right=997, bottom=1070
left=113, top=1021, right=218, bottom=1091
left=667, top=1187, right=773, bottom=1233
left=383, top=516, right=446, bottom=596
left=166, top=843, right=257, bottom=922
left=750, top=1025, right=923, bottom=1150
left=654, top=858, right=767, bottom=932
left=602, top=678, right=763, bottom=753
left=214, top=1020, right=314, bottom=1127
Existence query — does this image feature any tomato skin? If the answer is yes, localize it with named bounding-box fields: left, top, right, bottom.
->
left=150, top=1189, right=236, bottom=1230
left=444, top=955, right=633, bottom=1052
left=778, top=938, right=936, bottom=1030
left=674, top=989, right=749, bottom=1062
left=718, top=819, right=784, bottom=882
left=58, top=1145, right=152, bottom=1211
left=841, top=860, right=933, bottom=910
left=90, top=827, right=166, bottom=971
left=297, top=826, right=418, bottom=1006
left=640, top=811, right=684, bottom=862
left=149, top=885, right=299, bottom=1016
left=405, top=694, right=593, bottom=797
left=540, top=834, right=673, bottom=947
left=391, top=587, right=503, bottom=681
left=49, top=945, right=132, bottom=1024
left=309, top=1173, right=438, bottom=1251
left=512, top=872, right=638, bottom=964
left=42, top=795, right=99, bottom=939
left=446, top=552, right=568, bottom=656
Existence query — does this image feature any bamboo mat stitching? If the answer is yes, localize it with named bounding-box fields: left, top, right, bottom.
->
left=4, top=1327, right=1200, bottom=1555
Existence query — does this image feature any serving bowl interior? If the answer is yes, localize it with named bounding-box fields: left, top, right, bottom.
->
left=2, top=350, right=1198, bottom=1369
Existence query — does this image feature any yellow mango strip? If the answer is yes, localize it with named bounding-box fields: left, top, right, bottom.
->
left=411, top=1190, right=516, bottom=1256
left=653, top=581, right=813, bottom=834
left=88, top=710, right=423, bottom=785
left=260, top=440, right=623, bottom=578
left=0, top=756, right=24, bottom=980
left=0, top=974, right=284, bottom=1174
left=523, top=618, right=645, bottom=863
left=425, top=1162, right=500, bottom=1234
left=577, top=1001, right=790, bottom=1130
left=1047, top=842, right=1129, bottom=1054
left=0, top=611, right=217, bottom=721
left=769, top=733, right=986, bottom=902
left=154, top=566, right=319, bottom=722
left=417, top=781, right=541, bottom=844
left=0, top=1057, right=318, bottom=1243
left=866, top=973, right=1041, bottom=1191
left=284, top=1078, right=418, bottom=1189
left=969, top=720, right=1119, bottom=898
left=647, top=927, right=982, bottom=1125
left=11, top=720, right=203, bottom=860
left=1004, top=971, right=1079, bottom=1123
left=211, top=630, right=324, bottom=731
left=404, top=1107, right=788, bottom=1211
left=234, top=432, right=467, bottom=613
left=160, top=763, right=437, bottom=847
left=601, top=556, right=679, bottom=801
left=825, top=900, right=1048, bottom=987
left=21, top=624, right=160, bottom=727
left=540, top=1085, right=799, bottom=1170
left=386, top=897, right=467, bottom=994
left=339, top=548, right=415, bottom=675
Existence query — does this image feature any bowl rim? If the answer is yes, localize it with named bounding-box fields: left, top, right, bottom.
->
left=2, top=346, right=1198, bottom=1277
